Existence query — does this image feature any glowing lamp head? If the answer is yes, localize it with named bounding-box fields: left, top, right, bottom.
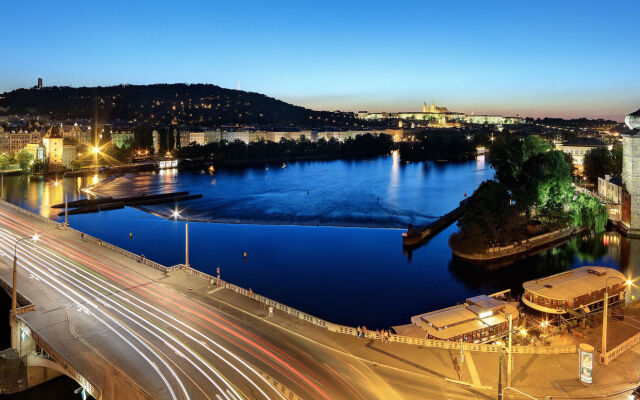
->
left=53, top=181, right=59, bottom=186
left=92, top=147, right=100, bottom=155
left=520, top=329, right=527, bottom=336
left=32, top=234, right=39, bottom=242
left=172, top=210, right=180, bottom=219
left=627, top=279, right=633, bottom=286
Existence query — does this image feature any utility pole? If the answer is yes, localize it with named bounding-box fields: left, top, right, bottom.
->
left=497, top=347, right=503, bottom=400
left=64, top=193, right=69, bottom=226
left=507, top=313, right=513, bottom=387
left=602, top=286, right=608, bottom=364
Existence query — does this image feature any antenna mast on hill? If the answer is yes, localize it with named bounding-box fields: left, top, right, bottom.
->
left=237, top=80, right=241, bottom=91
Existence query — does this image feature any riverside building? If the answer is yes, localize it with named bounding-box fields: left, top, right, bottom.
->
left=522, top=266, right=628, bottom=316
left=396, top=294, right=519, bottom=343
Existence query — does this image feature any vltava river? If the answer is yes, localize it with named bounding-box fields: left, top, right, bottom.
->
left=2, top=155, right=638, bottom=329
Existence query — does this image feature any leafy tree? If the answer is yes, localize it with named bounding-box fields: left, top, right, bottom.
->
left=570, top=193, right=607, bottom=233
left=611, top=145, right=623, bottom=178
left=583, top=147, right=615, bottom=184
left=0, top=153, right=9, bottom=171
left=15, top=150, right=33, bottom=172
left=488, top=135, right=551, bottom=192
left=515, top=150, right=574, bottom=221
left=450, top=180, right=526, bottom=252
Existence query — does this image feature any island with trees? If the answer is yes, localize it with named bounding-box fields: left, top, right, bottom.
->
left=450, top=136, right=607, bottom=263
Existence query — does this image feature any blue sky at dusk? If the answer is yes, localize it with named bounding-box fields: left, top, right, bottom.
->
left=1, top=1, right=639, bottom=120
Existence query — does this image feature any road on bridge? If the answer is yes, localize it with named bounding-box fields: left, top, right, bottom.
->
left=0, top=204, right=489, bottom=400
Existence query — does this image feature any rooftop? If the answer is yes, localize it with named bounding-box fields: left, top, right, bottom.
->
left=562, top=137, right=607, bottom=147
left=523, top=266, right=626, bottom=300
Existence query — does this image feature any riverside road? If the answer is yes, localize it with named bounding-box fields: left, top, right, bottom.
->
left=0, top=201, right=636, bottom=399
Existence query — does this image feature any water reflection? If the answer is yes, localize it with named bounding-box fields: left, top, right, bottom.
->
left=2, top=174, right=103, bottom=219
left=4, top=159, right=640, bottom=328
left=449, top=231, right=634, bottom=300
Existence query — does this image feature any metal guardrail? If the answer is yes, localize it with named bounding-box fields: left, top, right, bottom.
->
left=0, top=199, right=576, bottom=355
left=176, top=264, right=575, bottom=355
left=15, top=316, right=100, bottom=400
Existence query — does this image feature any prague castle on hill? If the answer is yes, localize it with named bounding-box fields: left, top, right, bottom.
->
left=357, top=100, right=525, bottom=126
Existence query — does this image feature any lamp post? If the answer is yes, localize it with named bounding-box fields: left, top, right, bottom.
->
left=601, top=276, right=632, bottom=364
left=172, top=209, right=189, bottom=267
left=12, top=233, right=39, bottom=315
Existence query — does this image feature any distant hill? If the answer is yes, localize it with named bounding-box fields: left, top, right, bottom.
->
left=0, top=83, right=359, bottom=128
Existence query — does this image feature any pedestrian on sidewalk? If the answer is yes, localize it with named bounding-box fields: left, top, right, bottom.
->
left=356, top=326, right=361, bottom=338
left=362, top=326, right=367, bottom=337
left=268, top=306, right=273, bottom=318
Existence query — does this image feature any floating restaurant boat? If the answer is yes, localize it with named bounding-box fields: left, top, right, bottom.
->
left=521, top=266, right=629, bottom=316
left=393, top=290, right=518, bottom=343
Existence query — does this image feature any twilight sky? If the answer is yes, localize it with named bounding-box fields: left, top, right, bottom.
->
left=1, top=1, right=639, bottom=120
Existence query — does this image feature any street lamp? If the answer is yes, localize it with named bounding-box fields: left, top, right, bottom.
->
left=172, top=208, right=189, bottom=267
left=12, top=233, right=39, bottom=315
left=602, top=276, right=633, bottom=364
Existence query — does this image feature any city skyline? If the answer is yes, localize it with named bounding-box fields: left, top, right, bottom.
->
left=1, top=1, right=639, bottom=120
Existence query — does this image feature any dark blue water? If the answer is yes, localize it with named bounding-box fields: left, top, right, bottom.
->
left=95, top=152, right=490, bottom=227
left=3, top=156, right=638, bottom=329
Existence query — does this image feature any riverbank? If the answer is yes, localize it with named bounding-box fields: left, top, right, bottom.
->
left=452, top=227, right=580, bottom=265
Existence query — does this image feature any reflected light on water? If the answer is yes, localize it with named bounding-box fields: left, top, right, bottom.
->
left=476, top=154, right=485, bottom=170
left=387, top=150, right=400, bottom=206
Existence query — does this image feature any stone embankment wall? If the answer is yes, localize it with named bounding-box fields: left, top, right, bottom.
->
left=453, top=227, right=576, bottom=261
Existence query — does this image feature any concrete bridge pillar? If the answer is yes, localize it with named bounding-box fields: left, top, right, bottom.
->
left=2, top=316, right=62, bottom=393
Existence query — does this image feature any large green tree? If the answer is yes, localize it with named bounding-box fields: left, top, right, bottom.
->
left=515, top=150, right=574, bottom=221
left=450, top=180, right=526, bottom=252
left=488, top=135, right=551, bottom=192
left=583, top=147, right=616, bottom=183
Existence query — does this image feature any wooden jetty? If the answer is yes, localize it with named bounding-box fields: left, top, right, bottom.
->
left=402, top=199, right=467, bottom=249
left=54, top=191, right=202, bottom=216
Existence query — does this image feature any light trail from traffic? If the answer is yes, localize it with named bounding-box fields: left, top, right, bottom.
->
left=0, top=226, right=281, bottom=400
left=0, top=208, right=344, bottom=399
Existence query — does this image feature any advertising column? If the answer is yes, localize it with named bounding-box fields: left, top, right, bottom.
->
left=579, top=343, right=594, bottom=385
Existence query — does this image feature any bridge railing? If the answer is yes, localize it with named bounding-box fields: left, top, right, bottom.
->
left=175, top=264, right=575, bottom=354
left=0, top=199, right=576, bottom=355
left=15, top=316, right=100, bottom=400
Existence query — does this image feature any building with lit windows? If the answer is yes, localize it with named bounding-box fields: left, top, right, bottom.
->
left=42, top=126, right=64, bottom=168
left=399, top=294, right=519, bottom=342
left=522, top=266, right=627, bottom=315
left=554, top=137, right=612, bottom=170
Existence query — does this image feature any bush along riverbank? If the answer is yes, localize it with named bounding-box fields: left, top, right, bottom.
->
left=450, top=135, right=606, bottom=262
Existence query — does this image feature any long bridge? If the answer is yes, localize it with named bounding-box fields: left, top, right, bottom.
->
left=0, top=199, right=483, bottom=400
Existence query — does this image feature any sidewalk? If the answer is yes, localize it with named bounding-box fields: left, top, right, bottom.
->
left=158, top=269, right=639, bottom=399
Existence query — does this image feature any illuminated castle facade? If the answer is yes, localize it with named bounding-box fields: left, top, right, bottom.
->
left=357, top=101, right=524, bottom=126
